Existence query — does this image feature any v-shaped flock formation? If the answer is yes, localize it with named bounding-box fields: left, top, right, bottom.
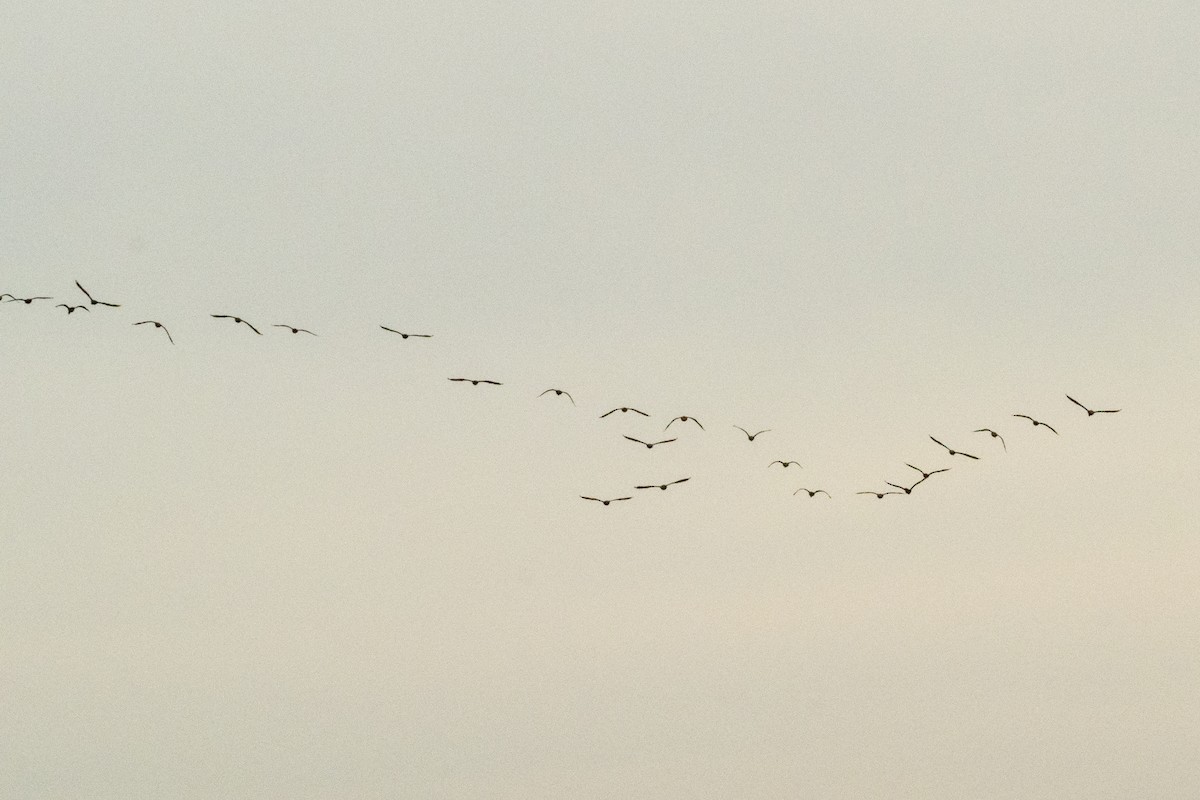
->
left=5, top=279, right=1121, bottom=506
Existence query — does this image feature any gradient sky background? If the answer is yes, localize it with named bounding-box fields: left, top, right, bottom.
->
left=3, top=1, right=1199, bottom=797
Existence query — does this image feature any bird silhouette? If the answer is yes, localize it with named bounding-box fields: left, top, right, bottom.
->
left=600, top=407, right=649, bottom=418
left=623, top=436, right=676, bottom=449
left=906, top=464, right=950, bottom=479
left=133, top=320, right=174, bottom=344
left=273, top=324, right=316, bottom=335
left=211, top=315, right=262, bottom=335
left=1065, top=395, right=1120, bottom=416
left=635, top=478, right=690, bottom=491
left=449, top=378, right=502, bottom=386
left=793, top=488, right=830, bottom=498
left=885, top=477, right=927, bottom=495
left=734, top=426, right=770, bottom=441
left=930, top=436, right=979, bottom=459
left=74, top=281, right=120, bottom=307
left=665, top=416, right=704, bottom=431
left=3, top=295, right=52, bottom=304
left=1013, top=414, right=1058, bottom=434
left=380, top=326, right=431, bottom=339
left=55, top=303, right=89, bottom=314
left=974, top=428, right=1006, bottom=451
left=538, top=389, right=575, bottom=405
left=769, top=461, right=802, bottom=468
left=857, top=490, right=902, bottom=499
left=581, top=496, right=631, bottom=506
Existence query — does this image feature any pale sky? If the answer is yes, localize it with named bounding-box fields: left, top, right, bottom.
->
left=3, top=1, right=1199, bottom=797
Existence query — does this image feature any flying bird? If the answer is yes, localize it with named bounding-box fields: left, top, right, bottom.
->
left=538, top=389, right=575, bottom=405
left=906, top=463, right=950, bottom=479
left=930, top=436, right=980, bottom=459
left=211, top=315, right=262, bottom=335
left=857, top=490, right=902, bottom=499
left=886, top=477, right=926, bottom=495
left=974, top=428, right=1006, bottom=451
left=1065, top=394, right=1120, bottom=416
left=74, top=281, right=120, bottom=307
left=769, top=460, right=802, bottom=468
left=380, top=326, right=431, bottom=339
left=623, top=436, right=676, bottom=449
left=1013, top=414, right=1058, bottom=434
left=55, top=303, right=89, bottom=314
left=600, top=407, right=649, bottom=418
left=273, top=324, right=316, bottom=335
left=734, top=426, right=770, bottom=441
left=133, top=320, right=174, bottom=344
left=635, top=478, right=690, bottom=491
left=581, top=496, right=631, bottom=506
left=449, top=378, right=502, bottom=386
left=2, top=295, right=52, bottom=304
left=665, top=416, right=704, bottom=431
left=793, top=488, right=831, bottom=498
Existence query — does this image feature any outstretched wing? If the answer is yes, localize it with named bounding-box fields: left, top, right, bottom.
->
left=1065, top=394, right=1089, bottom=412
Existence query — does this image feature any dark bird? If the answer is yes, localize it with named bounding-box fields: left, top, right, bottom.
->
left=623, top=436, right=676, bottom=450
left=886, top=477, right=926, bottom=495
left=55, top=303, right=89, bottom=314
left=974, top=428, right=1006, bottom=451
left=211, top=315, right=262, bottom=335
left=133, top=320, right=174, bottom=344
left=538, top=389, right=575, bottom=405
left=769, top=460, right=802, bottom=468
left=449, top=378, right=502, bottom=386
left=665, top=416, right=704, bottom=431
left=930, top=436, right=980, bottom=459
left=857, top=490, right=902, bottom=499
left=74, top=281, right=120, bottom=307
left=793, top=488, right=831, bottom=498
left=635, top=478, right=690, bottom=491
left=600, top=407, right=649, bottom=418
left=1066, top=394, right=1120, bottom=416
left=273, top=324, right=317, bottom=335
left=380, top=326, right=431, bottom=339
left=734, top=426, right=771, bottom=441
left=906, top=463, right=950, bottom=480
left=3, top=295, right=52, bottom=304
left=1013, top=414, right=1058, bottom=435
left=581, top=496, right=631, bottom=506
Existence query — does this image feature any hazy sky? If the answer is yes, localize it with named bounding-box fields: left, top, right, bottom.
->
left=3, top=1, right=1199, bottom=797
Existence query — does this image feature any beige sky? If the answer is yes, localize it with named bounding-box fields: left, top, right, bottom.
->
left=3, top=1, right=1199, bottom=797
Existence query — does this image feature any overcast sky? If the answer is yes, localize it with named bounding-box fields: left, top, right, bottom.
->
left=3, top=1, right=1199, bottom=797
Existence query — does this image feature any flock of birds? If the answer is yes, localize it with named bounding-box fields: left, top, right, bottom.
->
left=5, top=280, right=1122, bottom=506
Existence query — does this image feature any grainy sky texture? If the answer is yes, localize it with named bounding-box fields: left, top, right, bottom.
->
left=3, top=2, right=1199, bottom=797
